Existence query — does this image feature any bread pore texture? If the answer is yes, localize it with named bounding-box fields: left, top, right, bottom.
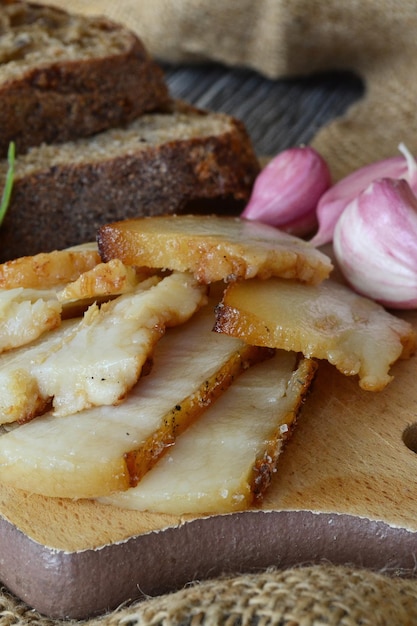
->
left=0, top=102, right=260, bottom=260
left=0, top=0, right=170, bottom=156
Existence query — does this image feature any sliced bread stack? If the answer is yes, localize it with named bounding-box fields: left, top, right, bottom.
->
left=0, top=0, right=170, bottom=156
left=0, top=1, right=260, bottom=261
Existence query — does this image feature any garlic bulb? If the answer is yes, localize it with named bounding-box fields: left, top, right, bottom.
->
left=241, top=146, right=331, bottom=237
left=311, top=143, right=417, bottom=247
left=333, top=177, right=417, bottom=309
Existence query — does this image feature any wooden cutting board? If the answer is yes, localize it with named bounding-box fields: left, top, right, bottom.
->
left=0, top=309, right=416, bottom=619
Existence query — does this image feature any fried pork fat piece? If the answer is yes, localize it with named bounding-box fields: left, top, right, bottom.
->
left=0, top=244, right=101, bottom=352
left=214, top=277, right=416, bottom=391
left=0, top=243, right=100, bottom=290
left=0, top=272, right=207, bottom=424
left=99, top=352, right=317, bottom=515
left=0, top=302, right=271, bottom=499
left=97, top=215, right=333, bottom=285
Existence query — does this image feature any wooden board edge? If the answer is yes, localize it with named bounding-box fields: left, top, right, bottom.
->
left=1, top=508, right=417, bottom=619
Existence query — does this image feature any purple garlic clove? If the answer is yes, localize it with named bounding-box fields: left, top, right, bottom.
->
left=311, top=143, right=417, bottom=247
left=241, top=146, right=331, bottom=237
left=333, top=177, right=417, bottom=309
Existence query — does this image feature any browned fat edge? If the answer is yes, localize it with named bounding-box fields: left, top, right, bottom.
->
left=213, top=301, right=247, bottom=339
left=16, top=397, right=53, bottom=425
left=250, top=356, right=318, bottom=502
left=96, top=224, right=131, bottom=264
left=124, top=345, right=274, bottom=487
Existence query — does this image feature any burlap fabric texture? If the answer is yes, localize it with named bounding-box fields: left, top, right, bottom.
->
left=46, top=0, right=417, bottom=181
left=1, top=565, right=417, bottom=626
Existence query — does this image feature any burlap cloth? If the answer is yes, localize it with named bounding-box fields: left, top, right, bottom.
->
left=3, top=1, right=417, bottom=623
left=1, top=564, right=417, bottom=626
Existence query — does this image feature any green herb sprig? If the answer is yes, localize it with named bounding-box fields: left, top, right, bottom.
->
left=0, top=141, right=15, bottom=227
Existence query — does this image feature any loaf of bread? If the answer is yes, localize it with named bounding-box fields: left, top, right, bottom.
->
left=0, top=1, right=170, bottom=157
left=0, top=101, right=260, bottom=260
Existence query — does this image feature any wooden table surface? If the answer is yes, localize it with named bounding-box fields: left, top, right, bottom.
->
left=162, top=63, right=364, bottom=155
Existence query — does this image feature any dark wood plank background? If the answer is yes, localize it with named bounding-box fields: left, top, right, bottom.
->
left=162, top=64, right=364, bottom=156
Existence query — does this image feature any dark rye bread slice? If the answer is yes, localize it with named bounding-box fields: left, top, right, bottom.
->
left=0, top=1, right=170, bottom=157
left=0, top=101, right=260, bottom=261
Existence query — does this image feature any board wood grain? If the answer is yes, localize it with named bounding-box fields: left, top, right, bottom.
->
left=0, top=310, right=416, bottom=618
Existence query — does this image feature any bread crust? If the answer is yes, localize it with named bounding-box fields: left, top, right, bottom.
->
left=0, top=107, right=260, bottom=260
left=0, top=2, right=170, bottom=156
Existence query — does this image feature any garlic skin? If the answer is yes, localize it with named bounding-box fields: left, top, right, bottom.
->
left=333, top=177, right=417, bottom=309
left=241, top=146, right=331, bottom=237
left=311, top=143, right=417, bottom=247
